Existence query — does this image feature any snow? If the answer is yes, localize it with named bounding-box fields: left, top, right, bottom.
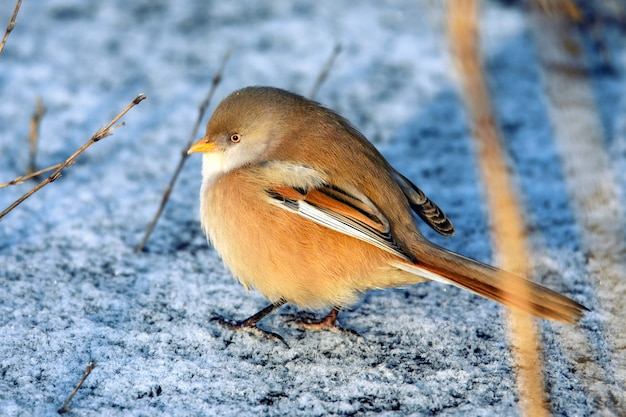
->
left=1, top=1, right=624, bottom=416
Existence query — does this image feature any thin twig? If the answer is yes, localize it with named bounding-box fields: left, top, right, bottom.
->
left=0, top=163, right=63, bottom=189
left=57, top=361, right=97, bottom=414
left=0, top=0, right=22, bottom=55
left=0, top=93, right=147, bottom=221
left=309, top=43, right=341, bottom=100
left=135, top=50, right=231, bottom=252
left=28, top=95, right=46, bottom=175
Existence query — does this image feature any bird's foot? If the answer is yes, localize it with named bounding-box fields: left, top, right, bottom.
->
left=211, top=314, right=289, bottom=347
left=210, top=302, right=289, bottom=347
left=284, top=308, right=359, bottom=336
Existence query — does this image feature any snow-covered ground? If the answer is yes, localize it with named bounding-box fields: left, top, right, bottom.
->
left=1, top=1, right=624, bottom=416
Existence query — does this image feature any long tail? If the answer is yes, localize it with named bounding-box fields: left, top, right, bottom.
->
left=390, top=243, right=588, bottom=323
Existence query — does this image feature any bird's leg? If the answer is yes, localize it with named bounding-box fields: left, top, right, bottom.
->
left=286, top=307, right=359, bottom=336
left=212, top=300, right=289, bottom=347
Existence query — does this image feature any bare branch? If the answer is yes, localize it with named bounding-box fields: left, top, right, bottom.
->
left=135, top=50, right=231, bottom=252
left=0, top=94, right=147, bottom=221
left=57, top=361, right=97, bottom=414
left=309, top=43, right=342, bottom=100
left=0, top=0, right=22, bottom=55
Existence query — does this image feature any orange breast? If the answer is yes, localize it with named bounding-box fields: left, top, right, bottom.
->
left=200, top=170, right=403, bottom=309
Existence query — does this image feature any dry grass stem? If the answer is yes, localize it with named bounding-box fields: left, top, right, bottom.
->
left=0, top=163, right=63, bottom=189
left=57, top=361, right=97, bottom=414
left=0, top=93, right=147, bottom=221
left=0, top=0, right=21, bottom=55
left=27, top=95, right=46, bottom=175
left=529, top=2, right=626, bottom=410
left=533, top=0, right=582, bottom=20
left=448, top=1, right=548, bottom=416
left=135, top=50, right=231, bottom=252
left=309, top=43, right=342, bottom=100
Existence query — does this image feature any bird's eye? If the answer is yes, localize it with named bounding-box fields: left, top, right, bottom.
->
left=230, top=133, right=241, bottom=143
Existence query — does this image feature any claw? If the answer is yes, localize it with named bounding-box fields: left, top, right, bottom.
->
left=211, top=314, right=289, bottom=347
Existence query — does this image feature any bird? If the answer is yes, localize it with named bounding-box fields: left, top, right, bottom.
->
left=187, top=86, right=587, bottom=344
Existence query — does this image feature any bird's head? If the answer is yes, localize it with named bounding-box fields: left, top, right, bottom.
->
left=188, top=86, right=313, bottom=184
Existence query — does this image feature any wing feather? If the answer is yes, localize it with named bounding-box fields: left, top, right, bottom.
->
left=267, top=184, right=413, bottom=262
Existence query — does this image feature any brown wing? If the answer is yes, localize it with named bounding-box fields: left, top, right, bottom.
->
left=266, top=183, right=415, bottom=262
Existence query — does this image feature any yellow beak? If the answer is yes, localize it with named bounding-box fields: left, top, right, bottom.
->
left=188, top=137, right=217, bottom=154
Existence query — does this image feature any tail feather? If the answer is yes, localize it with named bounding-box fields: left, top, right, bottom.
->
left=391, top=244, right=588, bottom=323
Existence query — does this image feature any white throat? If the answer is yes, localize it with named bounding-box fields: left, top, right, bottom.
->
left=199, top=152, right=230, bottom=238
left=201, top=152, right=229, bottom=188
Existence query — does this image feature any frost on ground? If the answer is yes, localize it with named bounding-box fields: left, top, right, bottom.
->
left=1, top=1, right=624, bottom=416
